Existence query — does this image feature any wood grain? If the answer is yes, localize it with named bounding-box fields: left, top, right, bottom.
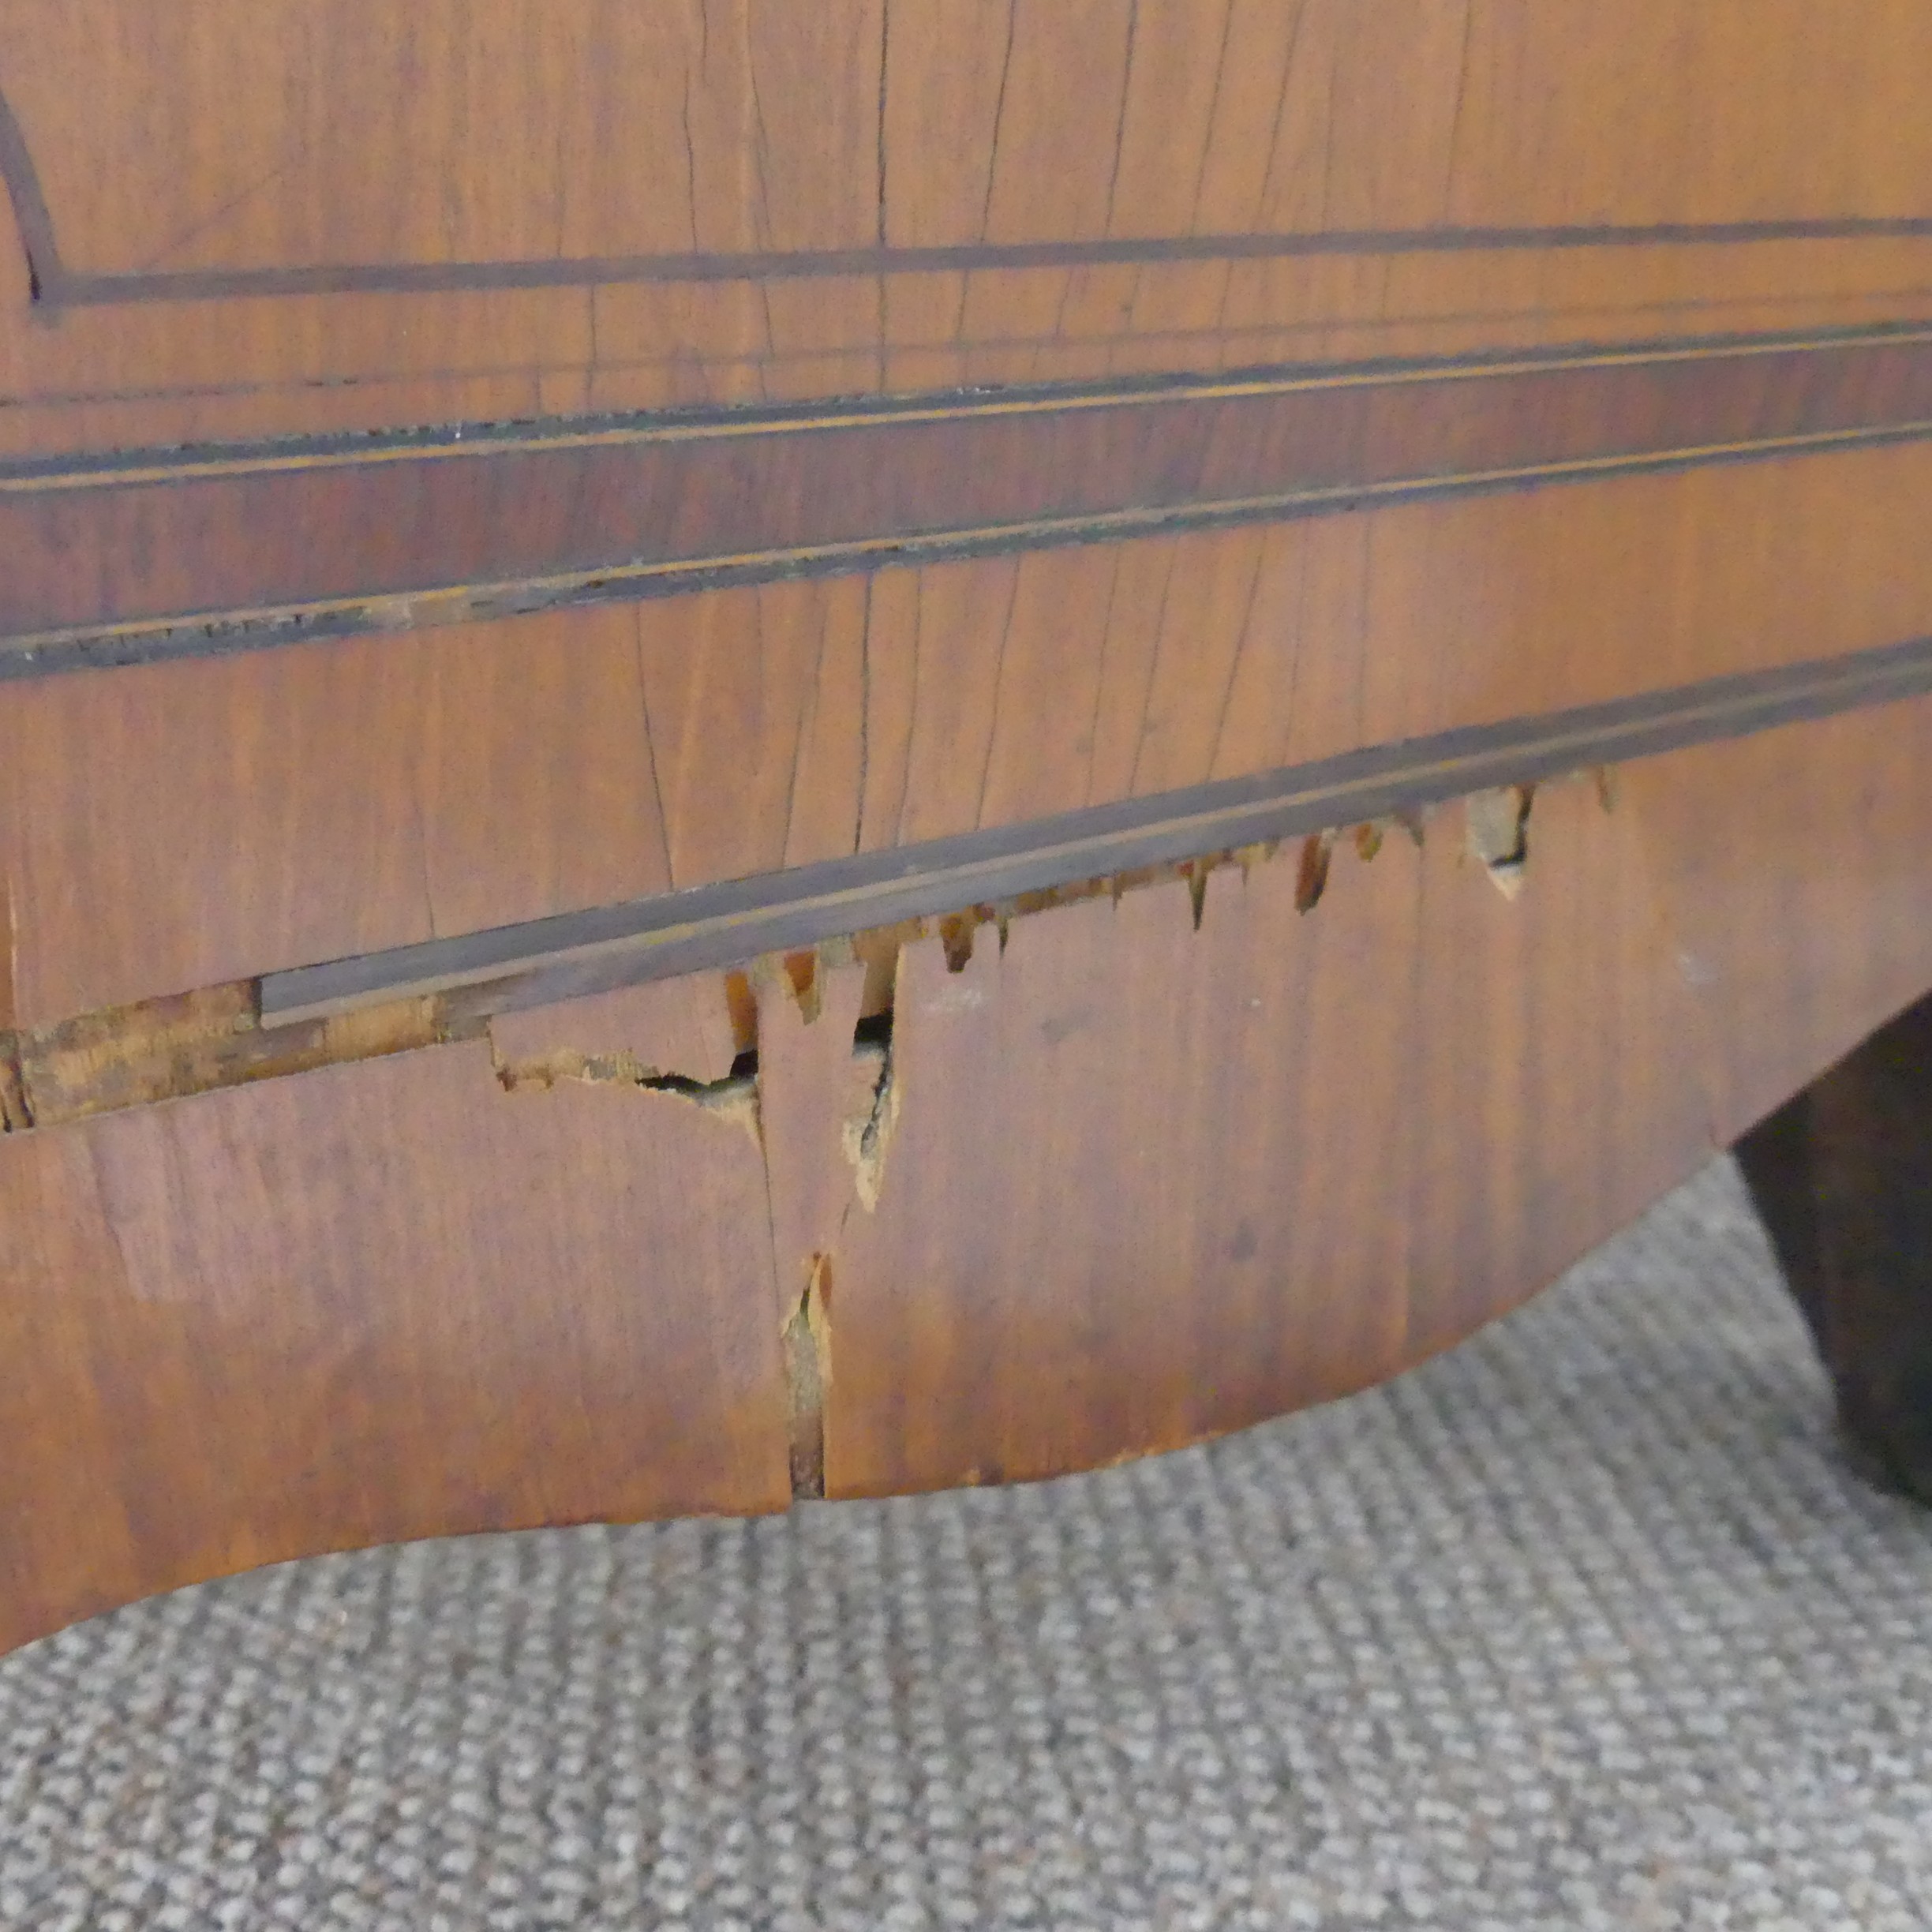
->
left=417, top=611, right=673, bottom=942
left=822, top=696, right=1932, bottom=1497
left=3, top=637, right=436, bottom=1026
left=821, top=779, right=1712, bottom=1496
left=4, top=2, right=1932, bottom=453
left=488, top=973, right=743, bottom=1088
left=1622, top=697, right=1932, bottom=1147
left=635, top=578, right=874, bottom=891
left=6, top=699, right=1932, bottom=1649
left=14, top=440, right=1932, bottom=1031
left=7, top=0, right=1932, bottom=1657
left=2, top=608, right=678, bottom=1024
left=9, top=329, right=1932, bottom=660
left=0, top=1041, right=791, bottom=1657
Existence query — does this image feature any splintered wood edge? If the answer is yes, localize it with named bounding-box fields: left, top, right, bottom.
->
left=6, top=632, right=1932, bottom=1135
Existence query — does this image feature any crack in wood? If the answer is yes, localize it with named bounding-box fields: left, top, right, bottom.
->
left=781, top=1258, right=832, bottom=1501
left=0, top=775, right=1591, bottom=1138
left=7, top=620, right=1931, bottom=1140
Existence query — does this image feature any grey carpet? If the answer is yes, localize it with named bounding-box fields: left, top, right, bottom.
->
left=6, top=1157, right=1932, bottom=1932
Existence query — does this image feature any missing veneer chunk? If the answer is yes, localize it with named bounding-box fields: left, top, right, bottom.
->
left=6, top=777, right=1562, bottom=1135
left=938, top=912, right=978, bottom=974
left=781, top=949, right=822, bottom=1024
left=724, top=969, right=760, bottom=1055
left=1296, top=832, right=1336, bottom=913
left=842, top=1012, right=900, bottom=1213
left=1465, top=785, right=1535, bottom=899
left=0, top=1039, right=28, bottom=1133
left=15, top=983, right=459, bottom=1131
left=782, top=1258, right=832, bottom=1500
left=852, top=923, right=913, bottom=1023
left=1185, top=860, right=1211, bottom=930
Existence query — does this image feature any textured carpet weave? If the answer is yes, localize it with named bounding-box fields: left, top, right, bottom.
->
left=5, top=1158, right=1932, bottom=1931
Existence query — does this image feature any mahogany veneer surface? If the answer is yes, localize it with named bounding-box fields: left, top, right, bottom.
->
left=4, top=0, right=1932, bottom=1657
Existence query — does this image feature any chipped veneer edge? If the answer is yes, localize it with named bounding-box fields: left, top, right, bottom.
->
left=0, top=779, right=1583, bottom=1139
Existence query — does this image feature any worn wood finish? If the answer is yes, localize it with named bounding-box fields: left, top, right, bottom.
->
left=1, top=610, right=676, bottom=1024
left=8, top=701, right=1932, bottom=1649
left=5, top=3, right=1932, bottom=452
left=7, top=1, right=1932, bottom=1652
left=254, top=637, right=1932, bottom=1030
left=13, top=441, right=1932, bottom=1028
left=0, top=1043, right=790, bottom=1657
left=824, top=698, right=1932, bottom=1496
left=8, top=328, right=1932, bottom=663
left=1737, top=994, right=1932, bottom=1503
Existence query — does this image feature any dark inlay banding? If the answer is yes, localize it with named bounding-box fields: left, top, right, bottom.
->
left=3, top=77, right=1932, bottom=306
left=257, top=634, right=1932, bottom=1028
left=6, top=324, right=1932, bottom=680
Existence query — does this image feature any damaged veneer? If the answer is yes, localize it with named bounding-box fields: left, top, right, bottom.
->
left=6, top=702, right=1932, bottom=1652
left=477, top=938, right=908, bottom=1509
left=0, top=770, right=1593, bottom=1539
left=0, top=782, right=1561, bottom=1139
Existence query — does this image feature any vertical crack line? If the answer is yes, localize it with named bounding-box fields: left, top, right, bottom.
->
left=634, top=607, right=679, bottom=888
left=980, top=4, right=1019, bottom=239
left=972, top=560, right=1025, bottom=832
left=1205, top=535, right=1271, bottom=781
left=1219, top=0, right=1310, bottom=346
left=1124, top=547, right=1180, bottom=796
left=1295, top=829, right=1335, bottom=912
left=1080, top=552, right=1127, bottom=807
left=843, top=1007, right=900, bottom=1210
left=0, top=1031, right=28, bottom=1133
left=956, top=0, right=1020, bottom=342
left=0, top=849, right=17, bottom=1039
left=1442, top=0, right=1478, bottom=223
left=1053, top=0, right=1139, bottom=344
left=782, top=1258, right=831, bottom=1501
left=779, top=592, right=823, bottom=868
left=413, top=655, right=444, bottom=939
left=744, top=33, right=781, bottom=373
left=678, top=61, right=702, bottom=250
left=855, top=575, right=874, bottom=854
left=891, top=574, right=924, bottom=848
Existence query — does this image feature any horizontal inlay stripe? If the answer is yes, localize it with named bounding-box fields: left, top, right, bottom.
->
left=6, top=327, right=1932, bottom=681
left=11, top=323, right=1932, bottom=492
left=257, top=634, right=1932, bottom=1029
left=28, top=225, right=1932, bottom=309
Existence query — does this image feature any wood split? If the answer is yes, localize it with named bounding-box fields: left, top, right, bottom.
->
left=0, top=1039, right=28, bottom=1133
left=8, top=983, right=459, bottom=1133
left=0, top=777, right=1582, bottom=1137
left=1465, top=785, right=1536, bottom=899
left=1296, top=831, right=1337, bottom=912
left=841, top=1023, right=900, bottom=1215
